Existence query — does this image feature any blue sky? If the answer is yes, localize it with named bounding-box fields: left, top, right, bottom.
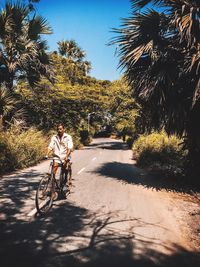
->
left=33, top=0, right=132, bottom=81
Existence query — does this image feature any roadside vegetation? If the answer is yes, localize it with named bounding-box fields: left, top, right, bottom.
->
left=0, top=124, right=48, bottom=173
left=114, top=0, right=200, bottom=183
left=132, top=132, right=186, bottom=177
left=0, top=0, right=199, bottom=187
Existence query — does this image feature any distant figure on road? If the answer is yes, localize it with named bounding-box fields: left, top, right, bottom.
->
left=47, top=123, right=73, bottom=187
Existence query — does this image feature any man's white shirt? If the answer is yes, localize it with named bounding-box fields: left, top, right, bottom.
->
left=48, top=133, right=73, bottom=161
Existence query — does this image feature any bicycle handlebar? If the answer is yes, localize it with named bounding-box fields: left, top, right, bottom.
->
left=45, top=155, right=63, bottom=163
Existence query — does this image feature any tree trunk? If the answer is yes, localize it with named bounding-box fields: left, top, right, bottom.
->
left=185, top=101, right=200, bottom=183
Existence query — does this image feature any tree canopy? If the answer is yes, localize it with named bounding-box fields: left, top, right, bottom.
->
left=0, top=1, right=53, bottom=91
left=113, top=0, right=200, bottom=174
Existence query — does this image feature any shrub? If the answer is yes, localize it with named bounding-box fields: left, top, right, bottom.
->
left=132, top=131, right=187, bottom=176
left=0, top=126, right=48, bottom=174
left=79, top=130, right=92, bottom=146
left=70, top=131, right=82, bottom=149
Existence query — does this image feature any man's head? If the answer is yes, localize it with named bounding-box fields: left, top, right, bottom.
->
left=57, top=123, right=65, bottom=137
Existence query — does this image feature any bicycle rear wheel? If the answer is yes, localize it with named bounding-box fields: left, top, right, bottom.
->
left=35, top=174, right=53, bottom=214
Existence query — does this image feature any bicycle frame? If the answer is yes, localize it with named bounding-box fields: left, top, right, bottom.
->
left=35, top=156, right=72, bottom=214
left=48, top=157, right=65, bottom=191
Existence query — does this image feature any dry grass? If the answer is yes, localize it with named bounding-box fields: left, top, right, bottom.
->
left=0, top=126, right=48, bottom=174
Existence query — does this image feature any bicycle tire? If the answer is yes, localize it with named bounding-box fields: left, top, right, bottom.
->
left=35, top=174, right=53, bottom=214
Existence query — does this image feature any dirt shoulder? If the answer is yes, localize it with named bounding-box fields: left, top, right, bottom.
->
left=170, top=191, right=200, bottom=251
left=134, top=166, right=200, bottom=252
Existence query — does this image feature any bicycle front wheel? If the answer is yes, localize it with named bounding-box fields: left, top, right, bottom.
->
left=35, top=174, right=53, bottom=214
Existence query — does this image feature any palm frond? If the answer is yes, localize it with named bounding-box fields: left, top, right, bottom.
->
left=0, top=85, right=20, bottom=117
left=114, top=9, right=169, bottom=70
left=0, top=9, right=13, bottom=38
left=0, top=1, right=53, bottom=91
left=5, top=1, right=29, bottom=35
left=171, top=0, right=200, bottom=45
left=28, top=15, right=53, bottom=40
left=131, top=0, right=164, bottom=9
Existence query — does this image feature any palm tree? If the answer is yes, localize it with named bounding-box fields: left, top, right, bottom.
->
left=80, top=60, right=92, bottom=75
left=113, top=0, right=200, bottom=177
left=58, top=40, right=85, bottom=61
left=57, top=40, right=69, bottom=57
left=0, top=1, right=53, bottom=92
left=57, top=39, right=92, bottom=81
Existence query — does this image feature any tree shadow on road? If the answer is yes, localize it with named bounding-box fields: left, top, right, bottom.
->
left=0, top=169, right=42, bottom=218
left=0, top=147, right=199, bottom=267
left=0, top=203, right=199, bottom=267
left=84, top=140, right=128, bottom=151
left=1, top=170, right=199, bottom=267
left=85, top=139, right=200, bottom=194
left=92, top=161, right=200, bottom=194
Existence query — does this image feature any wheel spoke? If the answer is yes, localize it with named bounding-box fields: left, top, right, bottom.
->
left=35, top=175, right=53, bottom=214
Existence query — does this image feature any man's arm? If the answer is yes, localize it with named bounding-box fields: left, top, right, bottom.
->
left=46, top=147, right=53, bottom=157
left=46, top=136, right=55, bottom=157
left=65, top=149, right=71, bottom=160
left=65, top=135, right=73, bottom=161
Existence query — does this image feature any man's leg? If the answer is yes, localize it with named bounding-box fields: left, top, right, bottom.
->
left=52, top=162, right=59, bottom=175
left=68, top=162, right=72, bottom=185
left=51, top=163, right=59, bottom=199
left=64, top=161, right=72, bottom=189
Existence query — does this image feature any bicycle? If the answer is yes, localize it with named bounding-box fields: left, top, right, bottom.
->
left=35, top=156, right=72, bottom=215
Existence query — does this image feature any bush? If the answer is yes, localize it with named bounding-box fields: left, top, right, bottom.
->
left=79, top=130, right=92, bottom=146
left=132, top=131, right=187, bottom=176
left=0, top=126, right=48, bottom=174
left=70, top=131, right=82, bottom=149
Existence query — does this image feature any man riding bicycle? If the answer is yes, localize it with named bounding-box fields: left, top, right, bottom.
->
left=46, top=123, right=73, bottom=191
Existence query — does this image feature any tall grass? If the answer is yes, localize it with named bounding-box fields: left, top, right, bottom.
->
left=0, top=125, right=48, bottom=174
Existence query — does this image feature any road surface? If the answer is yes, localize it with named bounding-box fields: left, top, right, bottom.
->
left=0, top=138, right=199, bottom=267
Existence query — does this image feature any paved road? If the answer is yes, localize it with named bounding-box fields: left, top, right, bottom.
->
left=0, top=138, right=199, bottom=267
